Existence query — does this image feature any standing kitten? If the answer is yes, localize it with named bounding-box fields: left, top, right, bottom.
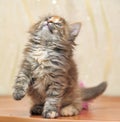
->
left=13, top=15, right=107, bottom=118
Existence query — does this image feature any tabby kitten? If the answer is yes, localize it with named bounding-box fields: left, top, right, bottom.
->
left=13, top=15, right=107, bottom=118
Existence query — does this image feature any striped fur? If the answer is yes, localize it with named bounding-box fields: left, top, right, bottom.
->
left=13, top=15, right=107, bottom=118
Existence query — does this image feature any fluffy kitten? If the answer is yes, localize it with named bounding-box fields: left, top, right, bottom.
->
left=13, top=15, right=107, bottom=118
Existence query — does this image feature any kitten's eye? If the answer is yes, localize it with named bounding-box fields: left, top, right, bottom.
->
left=54, top=47, right=64, bottom=53
left=55, top=22, right=62, bottom=27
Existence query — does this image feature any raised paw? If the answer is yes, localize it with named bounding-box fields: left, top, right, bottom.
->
left=13, top=88, right=26, bottom=100
left=42, top=110, right=59, bottom=118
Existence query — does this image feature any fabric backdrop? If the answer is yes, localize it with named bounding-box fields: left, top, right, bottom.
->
left=0, top=0, right=120, bottom=96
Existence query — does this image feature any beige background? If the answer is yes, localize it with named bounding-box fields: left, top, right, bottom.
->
left=0, top=0, right=120, bottom=96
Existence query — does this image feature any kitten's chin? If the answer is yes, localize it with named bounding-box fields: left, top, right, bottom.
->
left=42, top=25, right=49, bottom=31
left=37, top=28, right=57, bottom=41
left=40, top=25, right=53, bottom=35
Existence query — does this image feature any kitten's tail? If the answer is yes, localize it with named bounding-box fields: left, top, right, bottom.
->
left=81, top=82, right=107, bottom=101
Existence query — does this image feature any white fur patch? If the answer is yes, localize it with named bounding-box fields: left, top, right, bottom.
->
left=60, top=105, right=79, bottom=116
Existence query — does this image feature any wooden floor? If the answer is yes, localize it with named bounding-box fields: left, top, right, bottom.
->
left=0, top=96, right=120, bottom=122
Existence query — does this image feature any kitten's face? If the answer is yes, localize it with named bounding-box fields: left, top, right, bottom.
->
left=41, top=16, right=67, bottom=36
left=30, top=15, right=81, bottom=42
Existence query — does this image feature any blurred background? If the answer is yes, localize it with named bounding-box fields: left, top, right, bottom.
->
left=0, top=0, right=120, bottom=96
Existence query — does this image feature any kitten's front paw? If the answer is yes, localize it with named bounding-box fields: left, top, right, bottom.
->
left=13, top=88, right=26, bottom=100
left=42, top=110, right=59, bottom=118
left=60, top=105, right=80, bottom=116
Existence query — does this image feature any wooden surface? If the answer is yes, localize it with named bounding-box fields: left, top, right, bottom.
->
left=0, top=96, right=120, bottom=122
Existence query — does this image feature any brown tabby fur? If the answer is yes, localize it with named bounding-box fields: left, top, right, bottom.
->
left=13, top=15, right=107, bottom=118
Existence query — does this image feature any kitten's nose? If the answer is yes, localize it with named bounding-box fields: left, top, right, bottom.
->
left=47, top=19, right=53, bottom=23
left=48, top=16, right=59, bottom=23
left=43, top=21, right=52, bottom=26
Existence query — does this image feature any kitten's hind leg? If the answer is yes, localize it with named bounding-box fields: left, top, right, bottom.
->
left=60, top=104, right=82, bottom=116
left=30, top=104, right=43, bottom=115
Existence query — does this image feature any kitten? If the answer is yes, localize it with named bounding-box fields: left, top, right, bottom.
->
left=13, top=15, right=107, bottom=118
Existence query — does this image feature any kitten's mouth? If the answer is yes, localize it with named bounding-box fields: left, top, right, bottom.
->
left=47, top=23, right=53, bottom=33
left=42, top=22, right=53, bottom=33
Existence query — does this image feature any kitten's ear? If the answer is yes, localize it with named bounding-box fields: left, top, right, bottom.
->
left=69, top=22, right=81, bottom=41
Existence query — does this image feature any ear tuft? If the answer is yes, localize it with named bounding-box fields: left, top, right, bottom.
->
left=69, top=22, right=81, bottom=41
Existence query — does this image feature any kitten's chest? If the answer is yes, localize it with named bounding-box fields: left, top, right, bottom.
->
left=30, top=48, right=50, bottom=77
left=29, top=46, right=65, bottom=85
left=29, top=48, right=52, bottom=97
left=32, top=48, right=49, bottom=64
left=30, top=47, right=60, bottom=72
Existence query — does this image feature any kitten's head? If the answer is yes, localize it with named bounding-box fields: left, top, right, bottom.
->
left=29, top=15, right=81, bottom=44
